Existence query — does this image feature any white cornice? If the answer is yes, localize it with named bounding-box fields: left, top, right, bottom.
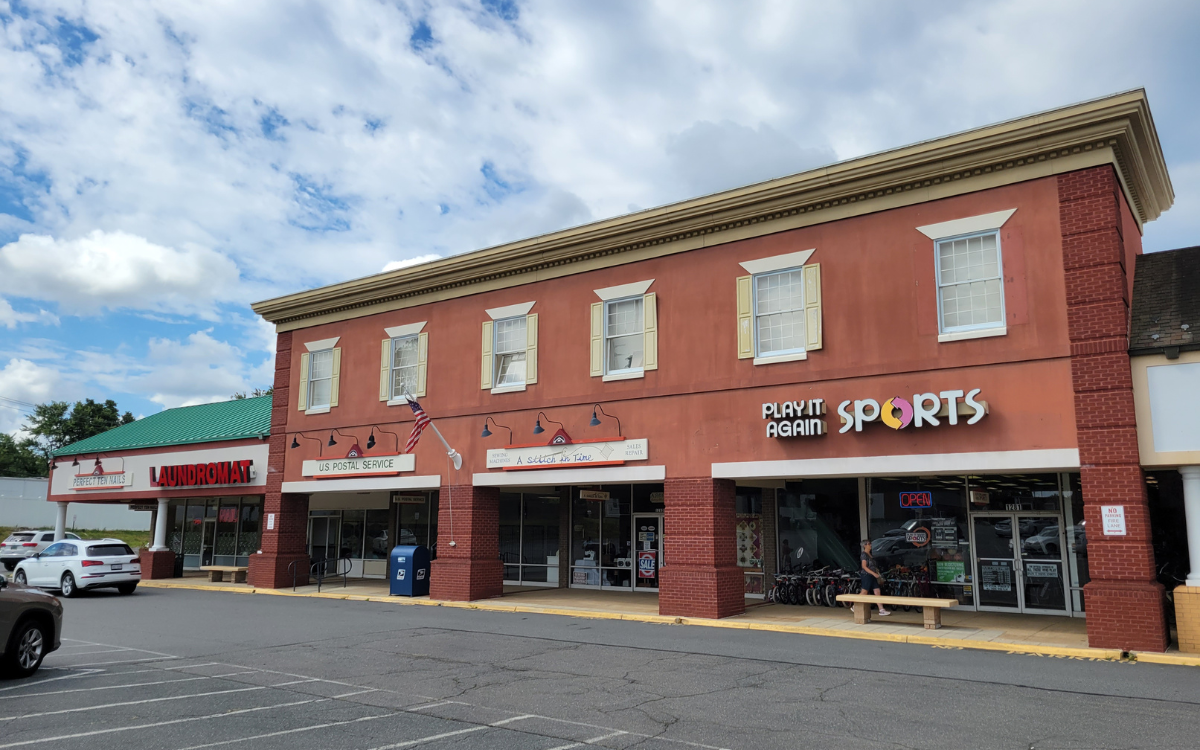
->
left=254, top=90, right=1173, bottom=331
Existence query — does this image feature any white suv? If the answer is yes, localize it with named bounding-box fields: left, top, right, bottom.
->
left=13, top=539, right=141, bottom=597
left=2, top=531, right=82, bottom=571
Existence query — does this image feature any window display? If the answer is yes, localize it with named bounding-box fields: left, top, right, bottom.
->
left=776, top=479, right=859, bottom=574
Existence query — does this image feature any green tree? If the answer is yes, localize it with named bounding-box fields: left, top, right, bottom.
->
left=231, top=387, right=274, bottom=400
left=20, top=399, right=136, bottom=472
left=0, top=433, right=44, bottom=477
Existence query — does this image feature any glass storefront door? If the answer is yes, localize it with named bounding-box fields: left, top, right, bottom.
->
left=308, top=514, right=339, bottom=564
left=632, top=514, right=662, bottom=590
left=200, top=519, right=216, bottom=566
left=971, top=514, right=1068, bottom=614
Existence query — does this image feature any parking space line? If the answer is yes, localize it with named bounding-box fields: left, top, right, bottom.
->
left=58, top=656, right=179, bottom=667
left=408, top=700, right=469, bottom=711
left=6, top=675, right=211, bottom=698
left=57, top=639, right=181, bottom=658
left=368, top=726, right=488, bottom=750
left=490, top=715, right=537, bottom=726
left=175, top=710, right=402, bottom=749
left=0, top=686, right=266, bottom=721
left=582, top=731, right=628, bottom=743
left=543, top=744, right=582, bottom=750
left=270, top=678, right=322, bottom=686
left=330, top=688, right=379, bottom=698
left=0, top=698, right=324, bottom=749
left=0, top=670, right=103, bottom=693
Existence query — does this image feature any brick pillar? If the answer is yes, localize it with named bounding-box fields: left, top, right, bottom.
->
left=1059, top=166, right=1168, bottom=652
left=430, top=484, right=503, bottom=601
left=659, top=477, right=744, bottom=619
left=247, top=331, right=311, bottom=588
left=139, top=549, right=175, bottom=579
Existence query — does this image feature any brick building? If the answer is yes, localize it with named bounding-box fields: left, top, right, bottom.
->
left=229, top=90, right=1176, bottom=651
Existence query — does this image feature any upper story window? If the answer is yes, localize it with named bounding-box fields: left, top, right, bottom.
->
left=298, top=336, right=340, bottom=413
left=481, top=302, right=537, bottom=393
left=380, top=324, right=427, bottom=403
left=737, top=249, right=821, bottom=365
left=494, top=317, right=528, bottom=386
left=590, top=280, right=657, bottom=381
left=754, top=268, right=806, bottom=357
left=936, top=231, right=1004, bottom=333
left=392, top=336, right=420, bottom=398
left=308, top=349, right=335, bottom=409
left=606, top=297, right=644, bottom=374
left=917, top=208, right=1015, bottom=343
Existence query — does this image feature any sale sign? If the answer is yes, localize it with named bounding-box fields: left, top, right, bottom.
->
left=637, top=550, right=657, bottom=578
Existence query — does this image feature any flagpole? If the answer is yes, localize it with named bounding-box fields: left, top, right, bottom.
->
left=427, top=421, right=462, bottom=471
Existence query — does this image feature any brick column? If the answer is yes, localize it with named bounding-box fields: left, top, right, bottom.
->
left=430, top=484, right=502, bottom=601
left=1059, top=166, right=1168, bottom=652
left=659, top=477, right=744, bottom=619
left=247, top=331, right=311, bottom=588
left=139, top=549, right=175, bottom=579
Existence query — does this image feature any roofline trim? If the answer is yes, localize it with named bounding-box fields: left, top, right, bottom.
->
left=254, top=89, right=1172, bottom=330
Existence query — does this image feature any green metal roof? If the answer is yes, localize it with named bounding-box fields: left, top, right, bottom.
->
left=55, top=396, right=272, bottom=457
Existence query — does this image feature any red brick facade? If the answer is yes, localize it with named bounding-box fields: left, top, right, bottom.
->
left=429, top=484, right=503, bottom=601
left=659, top=478, right=744, bottom=619
left=1059, top=166, right=1168, bottom=652
left=139, top=549, right=175, bottom=580
left=248, top=331, right=311, bottom=588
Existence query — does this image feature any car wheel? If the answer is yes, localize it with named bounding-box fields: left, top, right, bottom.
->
left=117, top=583, right=137, bottom=595
left=60, top=572, right=79, bottom=598
left=3, top=619, right=49, bottom=678
left=13, top=569, right=27, bottom=586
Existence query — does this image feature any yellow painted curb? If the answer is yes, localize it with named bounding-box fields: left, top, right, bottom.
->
left=135, top=580, right=1128, bottom=661
left=1132, top=651, right=1200, bottom=667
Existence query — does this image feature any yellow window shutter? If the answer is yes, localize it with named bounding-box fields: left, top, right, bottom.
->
left=590, top=302, right=603, bottom=376
left=736, top=275, right=753, bottom=359
left=415, top=331, right=429, bottom=397
left=379, top=339, right=391, bottom=401
left=525, top=313, right=538, bottom=384
left=297, top=352, right=310, bottom=411
left=642, top=293, right=658, bottom=371
left=481, top=321, right=493, bottom=390
left=329, top=347, right=342, bottom=407
left=804, top=263, right=822, bottom=351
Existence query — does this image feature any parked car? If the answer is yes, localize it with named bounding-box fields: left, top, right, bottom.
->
left=2, top=530, right=83, bottom=571
left=13, top=539, right=140, bottom=597
left=0, top=574, right=63, bottom=678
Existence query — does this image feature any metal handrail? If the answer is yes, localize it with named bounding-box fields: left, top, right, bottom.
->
left=311, top=556, right=351, bottom=593
left=288, top=559, right=301, bottom=592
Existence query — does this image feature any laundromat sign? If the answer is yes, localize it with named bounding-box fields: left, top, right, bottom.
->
left=763, top=389, right=988, bottom=438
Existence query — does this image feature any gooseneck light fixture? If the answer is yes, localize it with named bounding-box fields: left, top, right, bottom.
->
left=290, top=432, right=323, bottom=456
left=589, top=404, right=622, bottom=437
left=481, top=417, right=512, bottom=444
left=366, top=425, right=400, bottom=452
left=531, top=411, right=563, bottom=436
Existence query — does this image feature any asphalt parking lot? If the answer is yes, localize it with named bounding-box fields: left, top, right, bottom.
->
left=6, top=585, right=1200, bottom=749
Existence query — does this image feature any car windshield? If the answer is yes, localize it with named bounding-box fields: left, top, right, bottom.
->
left=88, top=544, right=134, bottom=557
left=6, top=532, right=35, bottom=542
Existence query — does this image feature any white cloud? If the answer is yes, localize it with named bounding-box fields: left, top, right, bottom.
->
left=383, top=254, right=441, bottom=272
left=0, top=231, right=241, bottom=319
left=0, top=358, right=67, bottom=434
left=0, top=298, right=59, bottom=329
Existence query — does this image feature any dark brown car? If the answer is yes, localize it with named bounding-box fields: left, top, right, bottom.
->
left=0, top=575, right=63, bottom=678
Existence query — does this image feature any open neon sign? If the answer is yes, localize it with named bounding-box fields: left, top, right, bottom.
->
left=900, top=491, right=933, bottom=509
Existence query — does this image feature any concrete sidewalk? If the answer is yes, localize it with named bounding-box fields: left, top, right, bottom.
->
left=132, top=574, right=1170, bottom=662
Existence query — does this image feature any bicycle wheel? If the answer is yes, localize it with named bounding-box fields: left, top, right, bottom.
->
left=806, top=586, right=817, bottom=606
left=823, top=584, right=837, bottom=607
left=784, top=582, right=797, bottom=605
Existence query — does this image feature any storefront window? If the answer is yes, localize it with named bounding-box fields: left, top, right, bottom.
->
left=599, top=486, right=632, bottom=588
left=965, top=474, right=1061, bottom=512
left=735, top=487, right=765, bottom=596
left=500, top=493, right=521, bottom=582
left=777, top=479, right=859, bottom=573
left=340, top=510, right=365, bottom=559
left=572, top=491, right=602, bottom=586
left=214, top=501, right=239, bottom=565
left=867, top=477, right=973, bottom=606
left=169, top=503, right=186, bottom=556
left=1063, top=473, right=1089, bottom=612
left=237, top=502, right=260, bottom=562
left=522, top=493, right=561, bottom=584
left=364, top=509, right=389, bottom=560
left=183, top=502, right=204, bottom=568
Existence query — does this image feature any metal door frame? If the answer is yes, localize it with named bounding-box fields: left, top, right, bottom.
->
left=632, top=513, right=664, bottom=593
left=968, top=511, right=1070, bottom=616
left=199, top=519, right=217, bottom=567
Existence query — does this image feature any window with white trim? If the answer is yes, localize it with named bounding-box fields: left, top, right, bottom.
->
left=936, top=230, right=1004, bottom=333
left=493, top=317, right=528, bottom=387
left=391, top=335, right=419, bottom=399
left=308, top=349, right=334, bottom=409
left=605, top=297, right=644, bottom=374
left=753, top=268, right=806, bottom=357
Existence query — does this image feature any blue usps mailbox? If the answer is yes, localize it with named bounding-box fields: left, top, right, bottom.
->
left=389, top=545, right=430, bottom=597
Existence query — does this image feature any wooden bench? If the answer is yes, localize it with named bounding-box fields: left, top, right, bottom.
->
left=835, top=594, right=959, bottom=629
left=200, top=565, right=248, bottom=583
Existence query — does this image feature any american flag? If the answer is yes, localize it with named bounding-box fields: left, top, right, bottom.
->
left=404, top=397, right=431, bottom=454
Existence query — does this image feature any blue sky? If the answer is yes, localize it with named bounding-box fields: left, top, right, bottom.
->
left=1, top=0, right=1198, bottom=432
